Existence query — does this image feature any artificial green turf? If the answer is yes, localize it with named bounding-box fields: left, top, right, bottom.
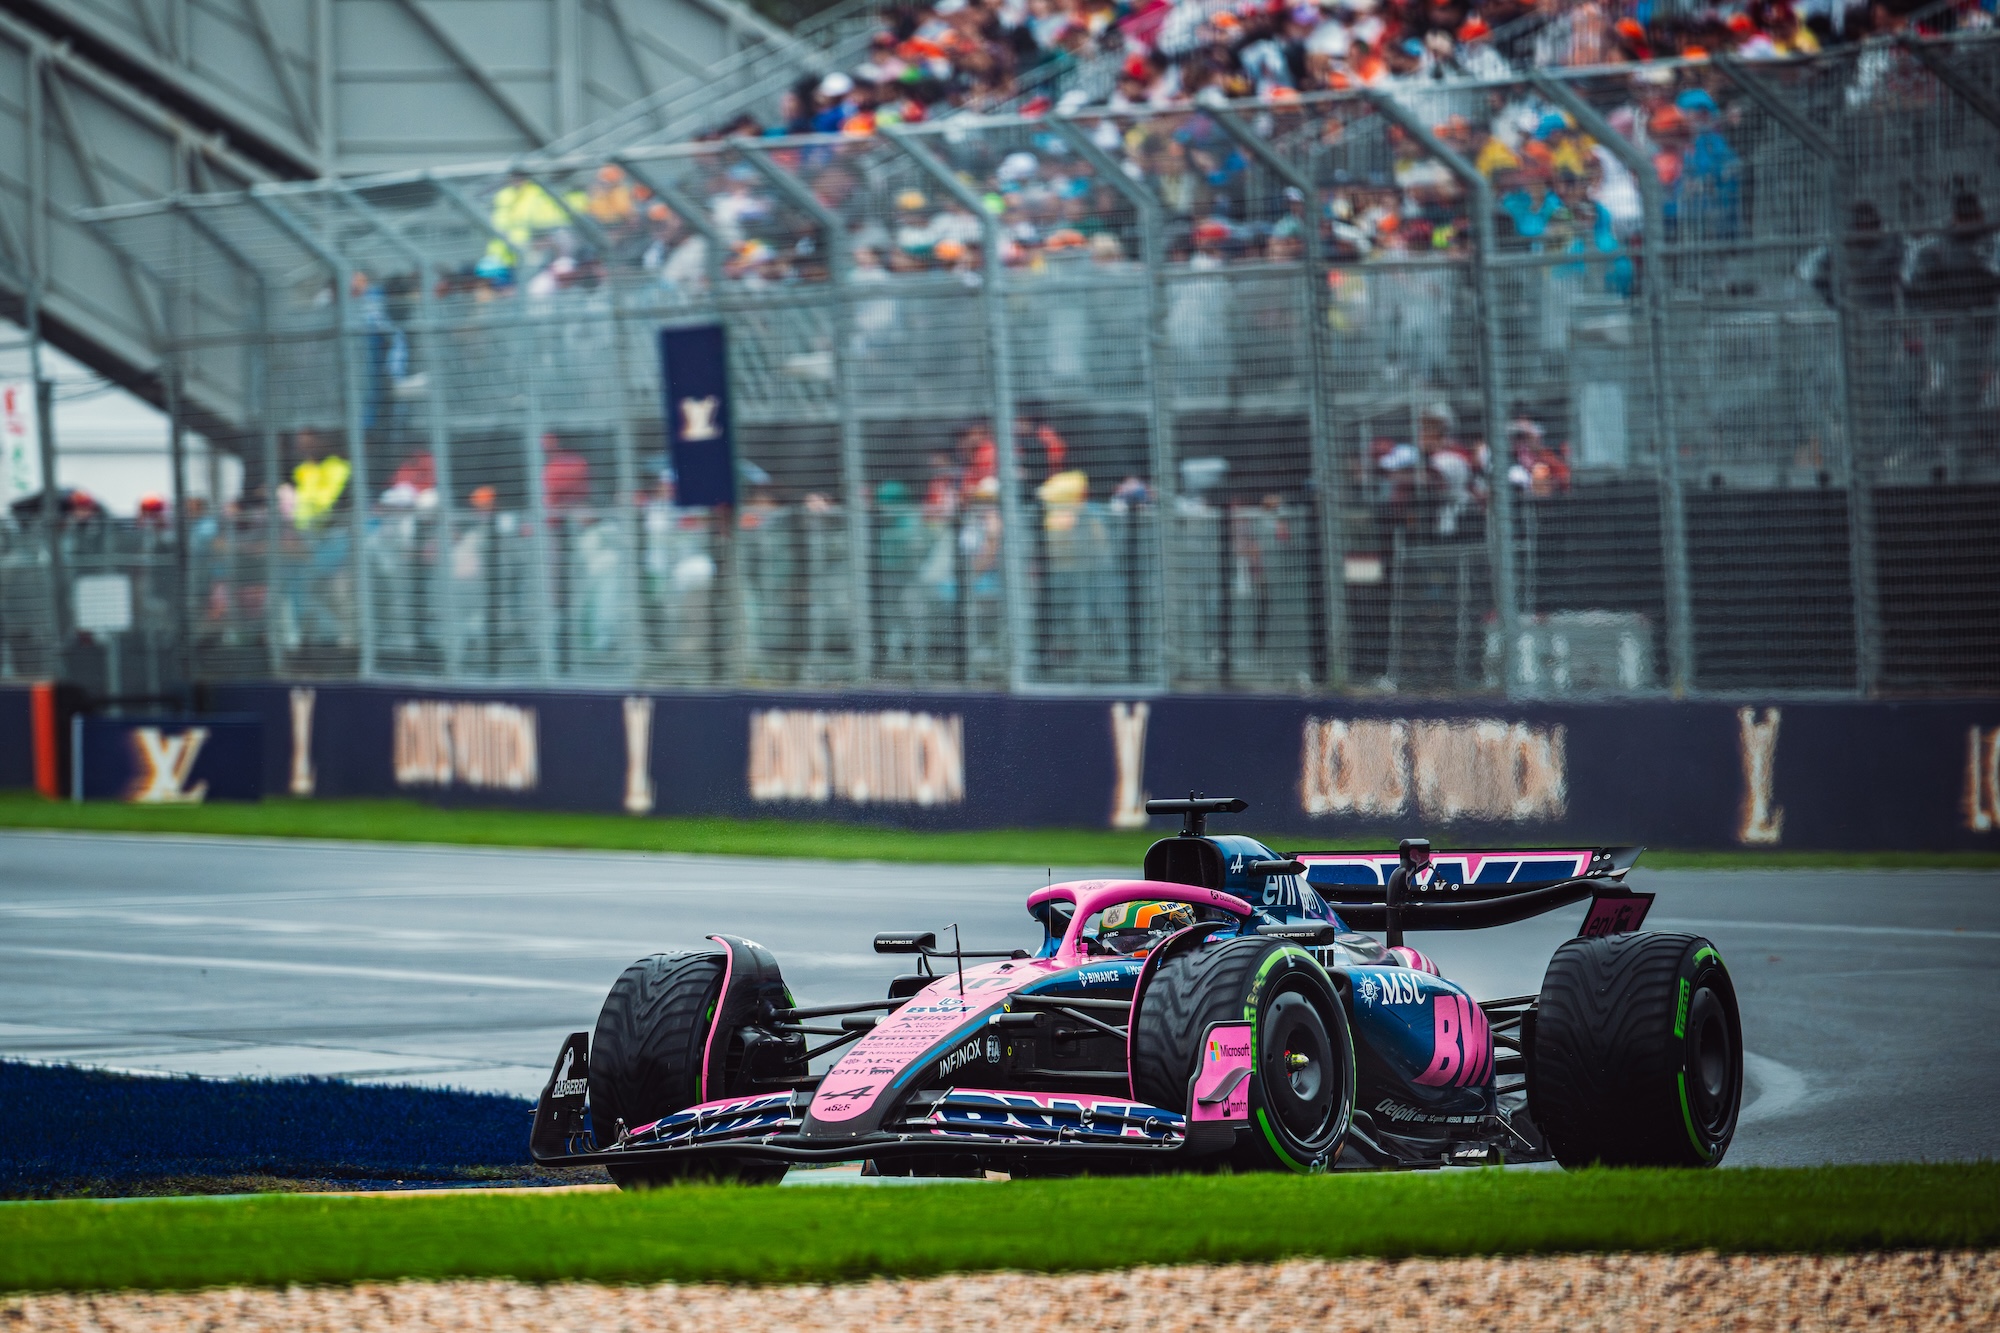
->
left=1, top=792, right=1991, bottom=868
left=1, top=1164, right=1995, bottom=1293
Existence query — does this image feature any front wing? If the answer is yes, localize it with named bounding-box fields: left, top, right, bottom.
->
left=532, top=1084, right=1193, bottom=1168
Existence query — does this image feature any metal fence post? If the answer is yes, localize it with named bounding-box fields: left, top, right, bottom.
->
left=1710, top=59, right=1879, bottom=695
left=1211, top=107, right=1350, bottom=690
left=164, top=200, right=278, bottom=676
left=23, top=50, right=70, bottom=667
left=1052, top=114, right=1175, bottom=690
left=1366, top=92, right=1520, bottom=693
left=734, top=139, right=872, bottom=685
left=1532, top=73, right=1696, bottom=695
left=882, top=124, right=1032, bottom=692
left=429, top=173, right=557, bottom=680
left=250, top=190, right=376, bottom=678
left=331, top=183, right=463, bottom=679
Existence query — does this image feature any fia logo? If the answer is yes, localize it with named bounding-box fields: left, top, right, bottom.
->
left=678, top=395, right=722, bottom=442
left=126, top=727, right=209, bottom=803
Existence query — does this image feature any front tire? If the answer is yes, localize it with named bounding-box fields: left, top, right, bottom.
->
left=1132, top=936, right=1353, bottom=1173
left=1529, top=932, right=1743, bottom=1168
left=589, top=951, right=787, bottom=1187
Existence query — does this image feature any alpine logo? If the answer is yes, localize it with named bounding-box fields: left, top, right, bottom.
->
left=550, top=1048, right=588, bottom=1099
left=937, top=1038, right=985, bottom=1080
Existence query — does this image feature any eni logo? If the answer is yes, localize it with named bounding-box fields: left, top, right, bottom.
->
left=678, top=395, right=721, bottom=441
left=126, top=727, right=209, bottom=804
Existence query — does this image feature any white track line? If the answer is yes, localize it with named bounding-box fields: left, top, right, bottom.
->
left=0, top=945, right=604, bottom=993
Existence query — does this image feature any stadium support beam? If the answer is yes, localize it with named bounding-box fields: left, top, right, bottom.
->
left=1531, top=72, right=1702, bottom=697
left=246, top=189, right=377, bottom=679
left=1897, top=35, right=2000, bottom=130
left=1209, top=107, right=1352, bottom=691
left=1364, top=91, right=1522, bottom=696
left=1703, top=60, right=1878, bottom=694
left=734, top=139, right=873, bottom=685
left=1050, top=114, right=1174, bottom=690
left=882, top=123, right=1032, bottom=693
left=387, top=0, right=551, bottom=147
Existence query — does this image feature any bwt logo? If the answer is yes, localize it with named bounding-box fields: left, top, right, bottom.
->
left=125, top=727, right=210, bottom=804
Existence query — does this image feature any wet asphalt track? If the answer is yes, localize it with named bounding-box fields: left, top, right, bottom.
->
left=0, top=831, right=1995, bottom=1167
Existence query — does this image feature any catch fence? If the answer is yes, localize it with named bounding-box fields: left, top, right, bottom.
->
left=39, top=33, right=2000, bottom=699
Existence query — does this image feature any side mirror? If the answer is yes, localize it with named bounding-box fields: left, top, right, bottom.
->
left=874, top=931, right=937, bottom=954
left=1257, top=920, right=1339, bottom=945
left=1247, top=858, right=1306, bottom=877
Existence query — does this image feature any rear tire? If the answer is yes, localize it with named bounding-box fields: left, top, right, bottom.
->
left=1529, top=932, right=1742, bottom=1168
left=589, top=951, right=787, bottom=1187
left=1132, top=936, right=1352, bottom=1173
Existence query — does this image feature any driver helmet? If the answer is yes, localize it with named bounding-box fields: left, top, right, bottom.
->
left=1093, top=899, right=1197, bottom=955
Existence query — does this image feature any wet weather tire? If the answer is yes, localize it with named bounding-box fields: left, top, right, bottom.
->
left=1132, top=936, right=1352, bottom=1173
left=1529, top=932, right=1742, bottom=1169
left=589, top=951, right=786, bottom=1187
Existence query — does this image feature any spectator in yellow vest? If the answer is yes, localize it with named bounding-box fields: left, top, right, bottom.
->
left=291, top=427, right=350, bottom=531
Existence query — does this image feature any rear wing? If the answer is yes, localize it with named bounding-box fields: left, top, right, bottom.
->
left=1295, top=845, right=1643, bottom=935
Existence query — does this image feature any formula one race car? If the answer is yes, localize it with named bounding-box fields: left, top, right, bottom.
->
left=530, top=797, right=1743, bottom=1183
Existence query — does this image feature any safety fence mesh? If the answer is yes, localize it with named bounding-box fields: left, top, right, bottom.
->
left=34, top=33, right=2000, bottom=698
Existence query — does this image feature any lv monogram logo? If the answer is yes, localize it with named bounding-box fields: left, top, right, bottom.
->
left=1736, top=707, right=1784, bottom=845
left=128, top=727, right=210, bottom=804
left=678, top=395, right=721, bottom=441
left=1110, top=702, right=1150, bottom=829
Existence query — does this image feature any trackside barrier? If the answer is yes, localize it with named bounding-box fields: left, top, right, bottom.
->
left=0, top=683, right=1983, bottom=851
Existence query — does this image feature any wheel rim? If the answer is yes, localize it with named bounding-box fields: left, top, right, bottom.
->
left=1262, top=989, right=1336, bottom=1141
left=1686, top=986, right=1737, bottom=1135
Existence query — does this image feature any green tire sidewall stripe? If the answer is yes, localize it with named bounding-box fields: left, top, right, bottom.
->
left=1245, top=944, right=1336, bottom=1173
left=1678, top=1070, right=1716, bottom=1162
left=1679, top=941, right=1728, bottom=1161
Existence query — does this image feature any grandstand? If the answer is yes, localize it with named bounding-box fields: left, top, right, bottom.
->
left=1, top=5, right=1997, bottom=700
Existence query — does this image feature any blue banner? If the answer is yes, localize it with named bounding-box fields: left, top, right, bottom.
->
left=659, top=324, right=735, bottom=508
left=73, top=713, right=264, bottom=803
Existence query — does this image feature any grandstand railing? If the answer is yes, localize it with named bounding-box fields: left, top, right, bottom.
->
left=47, top=33, right=2000, bottom=699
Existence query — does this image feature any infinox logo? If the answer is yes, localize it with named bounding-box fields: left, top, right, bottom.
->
left=550, top=1048, right=587, bottom=1099
left=1413, top=994, right=1492, bottom=1088
left=936, top=1039, right=984, bottom=1080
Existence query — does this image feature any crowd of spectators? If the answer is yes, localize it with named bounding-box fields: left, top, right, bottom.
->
left=714, top=0, right=1988, bottom=134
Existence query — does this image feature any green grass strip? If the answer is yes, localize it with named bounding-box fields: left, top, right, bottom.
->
left=1, top=793, right=1991, bottom=868
left=3, top=1164, right=1996, bottom=1293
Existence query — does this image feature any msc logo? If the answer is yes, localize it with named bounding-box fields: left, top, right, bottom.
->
left=678, top=395, right=722, bottom=442
left=125, top=727, right=209, bottom=804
